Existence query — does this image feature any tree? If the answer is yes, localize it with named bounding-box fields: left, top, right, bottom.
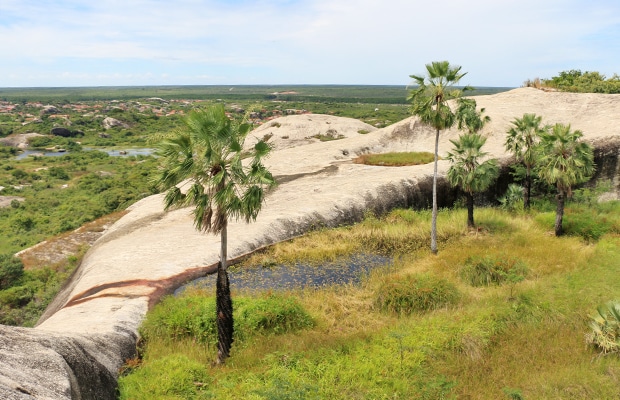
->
left=455, top=98, right=490, bottom=134
left=446, top=132, right=499, bottom=228
left=154, top=105, right=275, bottom=364
left=538, top=123, right=595, bottom=236
left=504, top=114, right=546, bottom=209
left=0, top=254, right=24, bottom=290
left=408, top=61, right=470, bottom=254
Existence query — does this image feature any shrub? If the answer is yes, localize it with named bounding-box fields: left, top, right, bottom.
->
left=499, top=184, right=524, bottom=213
left=375, top=274, right=460, bottom=315
left=0, top=254, right=24, bottom=290
left=117, top=354, right=210, bottom=399
left=0, top=285, right=35, bottom=308
left=140, top=293, right=314, bottom=347
left=460, top=255, right=528, bottom=287
left=586, top=301, right=620, bottom=355
left=236, top=294, right=314, bottom=337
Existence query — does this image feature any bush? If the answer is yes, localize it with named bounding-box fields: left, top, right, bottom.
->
left=375, top=274, right=460, bottom=315
left=0, top=284, right=35, bottom=308
left=118, top=354, right=210, bottom=399
left=499, top=184, right=524, bottom=213
left=586, top=301, right=620, bottom=355
left=0, top=254, right=24, bottom=290
left=460, top=255, right=528, bottom=287
left=236, top=294, right=314, bottom=337
left=140, top=293, right=314, bottom=347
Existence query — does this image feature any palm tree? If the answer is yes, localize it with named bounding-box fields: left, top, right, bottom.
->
left=504, top=114, right=546, bottom=209
left=538, top=123, right=594, bottom=236
left=446, top=132, right=499, bottom=228
left=154, top=105, right=275, bottom=364
left=408, top=61, right=470, bottom=254
left=455, top=98, right=490, bottom=134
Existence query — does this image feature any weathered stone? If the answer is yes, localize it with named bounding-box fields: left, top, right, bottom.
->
left=102, top=117, right=129, bottom=130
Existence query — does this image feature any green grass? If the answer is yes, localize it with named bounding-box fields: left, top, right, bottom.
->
left=119, top=205, right=620, bottom=399
left=354, top=151, right=436, bottom=166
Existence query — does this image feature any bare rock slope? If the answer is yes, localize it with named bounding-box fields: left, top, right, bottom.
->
left=2, top=88, right=620, bottom=399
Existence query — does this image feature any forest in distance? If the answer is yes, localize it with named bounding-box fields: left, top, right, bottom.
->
left=0, top=84, right=514, bottom=103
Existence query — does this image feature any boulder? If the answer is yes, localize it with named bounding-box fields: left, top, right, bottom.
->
left=102, top=117, right=129, bottom=130
left=40, top=105, right=58, bottom=115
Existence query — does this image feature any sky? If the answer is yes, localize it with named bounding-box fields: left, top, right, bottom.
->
left=0, top=0, right=619, bottom=88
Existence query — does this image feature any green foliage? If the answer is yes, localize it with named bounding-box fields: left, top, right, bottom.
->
left=460, top=255, right=528, bottom=287
left=154, top=104, right=276, bottom=234
left=0, top=152, right=158, bottom=255
left=0, top=254, right=24, bottom=290
left=543, top=70, right=620, bottom=93
left=446, top=132, right=499, bottom=194
left=375, top=273, right=460, bottom=315
left=503, top=387, right=525, bottom=400
left=118, top=354, right=210, bottom=400
left=499, top=184, right=524, bottom=213
left=236, top=294, right=315, bottom=336
left=355, top=151, right=435, bottom=166
left=408, top=61, right=470, bottom=131
left=140, top=293, right=314, bottom=347
left=586, top=301, right=620, bottom=355
left=0, top=261, right=80, bottom=326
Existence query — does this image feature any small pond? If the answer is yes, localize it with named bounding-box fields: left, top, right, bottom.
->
left=175, top=253, right=392, bottom=295
left=15, top=147, right=155, bottom=160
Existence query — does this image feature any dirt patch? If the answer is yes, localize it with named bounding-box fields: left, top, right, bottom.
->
left=0, top=133, right=45, bottom=149
left=16, top=211, right=127, bottom=269
left=0, top=196, right=25, bottom=208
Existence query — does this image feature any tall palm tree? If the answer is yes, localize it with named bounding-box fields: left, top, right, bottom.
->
left=504, top=114, right=546, bottom=209
left=446, top=132, right=499, bottom=228
left=154, top=105, right=275, bottom=364
left=538, top=123, right=594, bottom=236
left=408, top=61, right=470, bottom=254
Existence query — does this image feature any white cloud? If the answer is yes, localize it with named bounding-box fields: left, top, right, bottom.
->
left=1, top=0, right=620, bottom=86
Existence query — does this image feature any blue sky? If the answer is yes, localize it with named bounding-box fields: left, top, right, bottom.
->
left=1, top=0, right=619, bottom=87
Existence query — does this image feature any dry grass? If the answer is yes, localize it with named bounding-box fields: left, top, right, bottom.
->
left=120, top=205, right=620, bottom=399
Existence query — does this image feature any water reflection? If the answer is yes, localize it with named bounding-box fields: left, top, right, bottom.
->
left=176, top=253, right=392, bottom=295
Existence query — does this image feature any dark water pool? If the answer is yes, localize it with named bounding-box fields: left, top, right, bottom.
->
left=175, top=253, right=392, bottom=295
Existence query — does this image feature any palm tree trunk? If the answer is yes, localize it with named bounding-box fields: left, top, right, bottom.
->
left=466, top=192, right=475, bottom=228
left=555, top=190, right=565, bottom=236
left=431, top=128, right=439, bottom=255
left=524, top=165, right=531, bottom=209
left=216, top=221, right=234, bottom=364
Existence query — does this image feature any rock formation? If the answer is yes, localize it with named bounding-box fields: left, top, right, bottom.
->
left=102, top=117, right=129, bottom=130
left=1, top=88, right=620, bottom=398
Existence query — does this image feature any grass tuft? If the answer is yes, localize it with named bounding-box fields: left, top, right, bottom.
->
left=374, top=273, right=461, bottom=315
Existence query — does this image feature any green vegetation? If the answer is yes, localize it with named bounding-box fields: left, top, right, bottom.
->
left=538, top=123, right=595, bottom=236
left=375, top=273, right=461, bottom=315
left=586, top=301, right=620, bottom=355
left=460, top=255, right=528, bottom=287
left=532, top=70, right=620, bottom=93
left=0, top=249, right=83, bottom=326
left=354, top=151, right=435, bottom=166
left=0, top=151, right=158, bottom=255
left=447, top=99, right=499, bottom=227
left=119, top=201, right=620, bottom=399
left=153, top=104, right=276, bottom=364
